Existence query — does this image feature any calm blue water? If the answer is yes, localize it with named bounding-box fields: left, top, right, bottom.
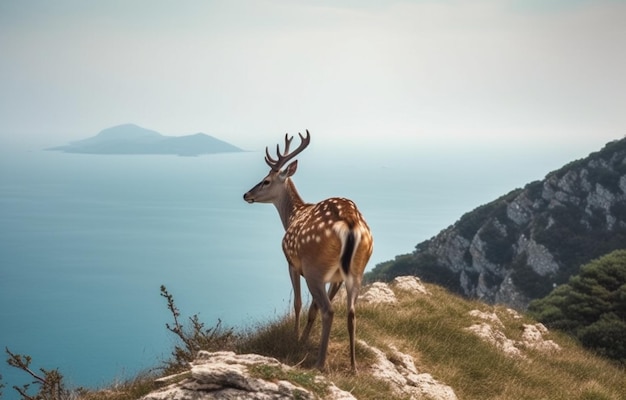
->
left=0, top=144, right=568, bottom=394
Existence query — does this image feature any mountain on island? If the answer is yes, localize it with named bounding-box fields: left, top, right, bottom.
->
left=48, top=124, right=243, bottom=156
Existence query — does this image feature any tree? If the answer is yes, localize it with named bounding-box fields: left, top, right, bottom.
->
left=528, top=249, right=626, bottom=363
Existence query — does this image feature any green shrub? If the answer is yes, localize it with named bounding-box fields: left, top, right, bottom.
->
left=528, top=249, right=626, bottom=364
left=480, top=220, right=515, bottom=264
left=510, top=255, right=556, bottom=299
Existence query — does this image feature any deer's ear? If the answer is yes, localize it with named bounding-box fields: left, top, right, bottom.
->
left=279, top=160, right=298, bottom=180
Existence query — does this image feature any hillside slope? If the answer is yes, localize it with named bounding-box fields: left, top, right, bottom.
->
left=7, top=278, right=625, bottom=400
left=367, top=138, right=626, bottom=309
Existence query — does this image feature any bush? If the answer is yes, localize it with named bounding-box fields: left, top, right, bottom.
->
left=480, top=220, right=514, bottom=265
left=3, top=348, right=70, bottom=400
left=510, top=255, right=555, bottom=299
left=159, top=285, right=236, bottom=373
left=528, top=249, right=626, bottom=364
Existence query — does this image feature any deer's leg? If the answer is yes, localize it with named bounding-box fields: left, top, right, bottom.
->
left=328, top=282, right=342, bottom=301
left=289, top=265, right=301, bottom=339
left=300, top=299, right=318, bottom=343
left=302, top=282, right=340, bottom=342
left=345, top=276, right=362, bottom=373
left=307, top=280, right=334, bottom=371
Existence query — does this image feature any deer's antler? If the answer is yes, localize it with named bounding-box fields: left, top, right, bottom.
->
left=265, top=130, right=311, bottom=171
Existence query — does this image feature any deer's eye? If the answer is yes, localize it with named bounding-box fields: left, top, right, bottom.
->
left=262, top=180, right=270, bottom=186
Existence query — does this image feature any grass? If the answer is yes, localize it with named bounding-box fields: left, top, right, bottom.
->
left=6, top=282, right=626, bottom=400
left=76, top=372, right=161, bottom=400
left=248, top=364, right=329, bottom=398
left=233, top=282, right=625, bottom=399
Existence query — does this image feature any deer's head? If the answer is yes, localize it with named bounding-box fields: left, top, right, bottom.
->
left=243, top=131, right=310, bottom=204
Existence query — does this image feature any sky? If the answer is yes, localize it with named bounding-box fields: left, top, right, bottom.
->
left=0, top=0, right=625, bottom=154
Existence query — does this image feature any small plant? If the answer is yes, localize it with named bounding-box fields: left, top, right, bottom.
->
left=159, top=285, right=236, bottom=372
left=4, top=348, right=69, bottom=400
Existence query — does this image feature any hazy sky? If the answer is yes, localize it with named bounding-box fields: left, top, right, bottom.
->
left=1, top=0, right=625, bottom=153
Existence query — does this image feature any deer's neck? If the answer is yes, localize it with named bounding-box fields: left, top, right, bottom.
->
left=275, top=179, right=306, bottom=230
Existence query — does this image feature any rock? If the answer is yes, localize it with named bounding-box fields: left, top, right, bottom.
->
left=468, top=310, right=504, bottom=328
left=494, top=274, right=532, bottom=311
left=515, top=236, right=559, bottom=276
left=465, top=322, right=525, bottom=359
left=359, top=282, right=397, bottom=305
left=507, top=193, right=534, bottom=226
left=391, top=276, right=430, bottom=295
left=465, top=310, right=561, bottom=359
left=520, top=324, right=562, bottom=353
left=358, top=340, right=457, bottom=400
left=142, top=351, right=356, bottom=400
left=505, top=308, right=523, bottom=319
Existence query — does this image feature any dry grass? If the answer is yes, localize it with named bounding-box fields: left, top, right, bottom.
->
left=242, top=283, right=625, bottom=400
left=77, top=372, right=161, bottom=400
left=346, top=284, right=625, bottom=400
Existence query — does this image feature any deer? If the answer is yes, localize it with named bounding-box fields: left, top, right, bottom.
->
left=243, top=130, right=373, bottom=372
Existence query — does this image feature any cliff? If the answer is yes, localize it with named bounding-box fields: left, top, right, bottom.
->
left=366, top=137, right=626, bottom=309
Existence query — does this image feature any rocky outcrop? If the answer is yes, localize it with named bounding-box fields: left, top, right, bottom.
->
left=359, top=282, right=398, bottom=305
left=358, top=276, right=430, bottom=305
left=465, top=309, right=561, bottom=359
left=359, top=341, right=457, bottom=400
left=143, top=351, right=356, bottom=400
left=368, top=138, right=626, bottom=309
left=354, top=278, right=457, bottom=399
left=142, top=339, right=457, bottom=400
left=392, top=276, right=431, bottom=295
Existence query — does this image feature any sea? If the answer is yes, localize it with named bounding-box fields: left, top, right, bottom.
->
left=0, top=142, right=579, bottom=395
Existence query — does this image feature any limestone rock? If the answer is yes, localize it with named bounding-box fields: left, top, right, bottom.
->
left=465, top=322, right=525, bottom=359
left=358, top=340, right=457, bottom=400
left=468, top=310, right=504, bottom=328
left=520, top=323, right=562, bottom=353
left=142, top=351, right=356, bottom=400
left=359, top=282, right=397, bottom=305
left=505, top=308, right=523, bottom=320
left=515, top=236, right=559, bottom=276
left=465, top=310, right=561, bottom=359
left=391, top=276, right=430, bottom=295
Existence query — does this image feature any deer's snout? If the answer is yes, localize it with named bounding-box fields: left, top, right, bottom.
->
left=243, top=192, right=255, bottom=203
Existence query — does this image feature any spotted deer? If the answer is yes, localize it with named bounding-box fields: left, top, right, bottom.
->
left=243, top=131, right=373, bottom=371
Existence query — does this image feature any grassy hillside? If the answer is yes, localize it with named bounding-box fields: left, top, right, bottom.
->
left=305, top=283, right=625, bottom=400
left=5, top=282, right=625, bottom=400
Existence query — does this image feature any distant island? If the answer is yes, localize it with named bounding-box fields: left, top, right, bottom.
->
left=47, top=124, right=244, bottom=156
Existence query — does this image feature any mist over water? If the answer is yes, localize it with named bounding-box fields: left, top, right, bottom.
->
left=0, top=143, right=578, bottom=394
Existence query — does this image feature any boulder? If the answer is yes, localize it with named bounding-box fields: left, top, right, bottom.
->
left=465, top=310, right=561, bottom=359
left=358, top=340, right=457, bottom=400
left=359, top=282, right=397, bottom=305
left=391, top=276, right=430, bottom=295
left=142, top=351, right=356, bottom=400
